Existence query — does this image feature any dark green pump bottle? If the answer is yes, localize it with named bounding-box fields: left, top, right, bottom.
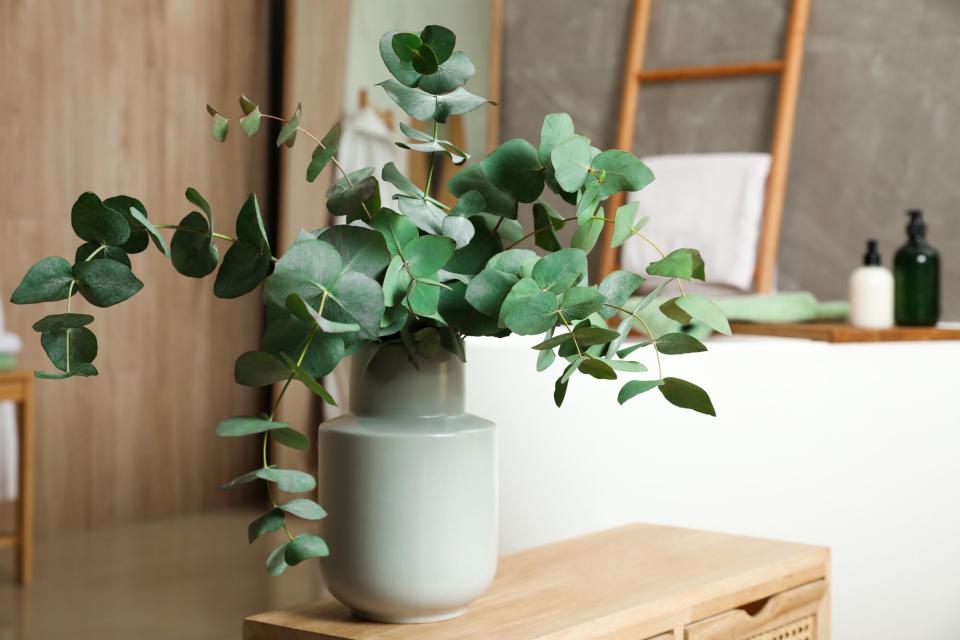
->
left=894, top=209, right=940, bottom=326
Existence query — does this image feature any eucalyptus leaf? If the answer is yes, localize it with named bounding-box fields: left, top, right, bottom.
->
left=618, top=379, right=664, bottom=405
left=570, top=217, right=604, bottom=253
left=103, top=195, right=150, bottom=253
left=284, top=533, right=329, bottom=565
left=278, top=498, right=327, bottom=520
left=538, top=113, right=575, bottom=165
left=276, top=103, right=301, bottom=148
left=75, top=243, right=130, bottom=268
left=126, top=206, right=170, bottom=256
left=214, top=193, right=272, bottom=298
left=34, top=363, right=98, bottom=379
left=396, top=195, right=445, bottom=234
left=588, top=150, right=655, bottom=197
left=32, top=313, right=93, bottom=333
left=447, top=165, right=518, bottom=219
left=558, top=286, right=604, bottom=320
left=673, top=295, right=731, bottom=335
left=74, top=259, right=144, bottom=307
left=272, top=427, right=310, bottom=450
left=655, top=332, right=707, bottom=355
left=598, top=270, right=644, bottom=319
left=316, top=225, right=390, bottom=279
left=71, top=192, right=131, bottom=247
left=531, top=248, right=588, bottom=293
left=647, top=248, right=706, bottom=281
left=248, top=509, right=284, bottom=543
left=279, top=354, right=337, bottom=405
left=234, top=351, right=289, bottom=387
left=326, top=168, right=378, bottom=220
left=40, top=326, right=97, bottom=372
left=612, top=202, right=649, bottom=248
left=266, top=542, right=289, bottom=576
left=10, top=257, right=75, bottom=304
left=659, top=377, right=716, bottom=416
left=579, top=357, right=617, bottom=380
left=418, top=51, right=476, bottom=94
left=500, top=277, right=558, bottom=335
left=550, top=135, right=592, bottom=192
left=532, top=201, right=565, bottom=252
left=170, top=211, right=219, bottom=278
left=465, top=267, right=518, bottom=318
left=420, top=25, right=455, bottom=63
left=215, top=416, right=289, bottom=437
left=441, top=215, right=475, bottom=249
left=306, top=122, right=341, bottom=182
left=368, top=207, right=419, bottom=255
left=481, top=139, right=544, bottom=203
left=380, top=30, right=422, bottom=87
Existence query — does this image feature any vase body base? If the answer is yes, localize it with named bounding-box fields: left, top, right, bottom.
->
left=351, top=608, right=465, bottom=624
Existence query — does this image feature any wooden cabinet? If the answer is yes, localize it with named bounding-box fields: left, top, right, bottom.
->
left=243, top=522, right=830, bottom=639
left=685, top=580, right=827, bottom=639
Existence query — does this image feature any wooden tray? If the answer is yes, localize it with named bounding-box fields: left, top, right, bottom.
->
left=729, top=322, right=960, bottom=343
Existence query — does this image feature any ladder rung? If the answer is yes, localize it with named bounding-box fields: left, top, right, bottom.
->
left=637, top=59, right=784, bottom=83
left=0, top=534, right=18, bottom=548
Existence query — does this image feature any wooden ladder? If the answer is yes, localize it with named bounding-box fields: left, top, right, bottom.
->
left=597, top=0, right=812, bottom=293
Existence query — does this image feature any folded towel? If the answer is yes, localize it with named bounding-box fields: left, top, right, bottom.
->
left=336, top=106, right=407, bottom=204
left=619, top=292, right=850, bottom=340
left=623, top=153, right=771, bottom=293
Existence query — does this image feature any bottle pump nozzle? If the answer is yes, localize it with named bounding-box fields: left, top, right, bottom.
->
left=906, top=209, right=926, bottom=240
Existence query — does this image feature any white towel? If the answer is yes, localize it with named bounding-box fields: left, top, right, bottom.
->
left=0, top=293, right=20, bottom=501
left=336, top=106, right=406, bottom=204
left=622, top=153, right=771, bottom=293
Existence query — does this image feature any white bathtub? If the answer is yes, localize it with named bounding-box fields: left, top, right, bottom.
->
left=464, top=332, right=960, bottom=639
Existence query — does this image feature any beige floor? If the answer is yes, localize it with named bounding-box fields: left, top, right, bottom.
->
left=0, top=509, right=326, bottom=639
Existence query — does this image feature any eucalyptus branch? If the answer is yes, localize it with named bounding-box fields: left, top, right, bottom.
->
left=424, top=121, right=439, bottom=198
left=504, top=216, right=579, bottom=250
left=556, top=310, right=583, bottom=356
left=153, top=224, right=279, bottom=263
left=259, top=113, right=373, bottom=219
left=603, top=301, right=663, bottom=378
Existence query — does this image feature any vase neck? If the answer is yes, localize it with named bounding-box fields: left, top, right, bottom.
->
left=349, top=344, right=465, bottom=417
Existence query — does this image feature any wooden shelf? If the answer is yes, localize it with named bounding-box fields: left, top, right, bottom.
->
left=730, top=322, right=960, bottom=343
left=243, top=523, right=830, bottom=639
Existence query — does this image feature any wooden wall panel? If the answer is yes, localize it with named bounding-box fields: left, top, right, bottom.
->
left=0, top=0, right=273, bottom=536
left=273, top=0, right=351, bottom=469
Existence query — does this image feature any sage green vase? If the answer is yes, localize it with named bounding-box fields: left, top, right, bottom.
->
left=317, top=343, right=497, bottom=623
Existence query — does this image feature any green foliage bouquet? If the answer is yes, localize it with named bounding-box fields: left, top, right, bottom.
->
left=9, top=25, right=728, bottom=575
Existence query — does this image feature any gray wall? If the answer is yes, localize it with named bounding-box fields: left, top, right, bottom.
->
left=502, top=0, right=960, bottom=318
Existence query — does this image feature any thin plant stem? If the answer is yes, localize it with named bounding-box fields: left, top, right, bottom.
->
left=504, top=216, right=579, bottom=250
left=603, top=301, right=663, bottom=379
left=153, top=224, right=278, bottom=262
left=556, top=310, right=583, bottom=356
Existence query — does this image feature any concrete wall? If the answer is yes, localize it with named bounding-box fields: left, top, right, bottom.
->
left=501, top=0, right=960, bottom=318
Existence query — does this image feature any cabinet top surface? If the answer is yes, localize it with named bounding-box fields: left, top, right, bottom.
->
left=244, top=523, right=829, bottom=640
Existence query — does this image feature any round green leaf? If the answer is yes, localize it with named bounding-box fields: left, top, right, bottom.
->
left=171, top=211, right=219, bottom=278
left=558, top=287, right=604, bottom=320
left=646, top=248, right=706, bottom=281
left=266, top=541, right=289, bottom=576
left=34, top=363, right=98, bottom=379
left=418, top=51, right=476, bottom=94
left=74, top=259, right=144, bottom=308
left=31, top=313, right=94, bottom=333
left=10, top=257, right=74, bottom=304
left=420, top=25, right=455, bottom=63
left=480, top=139, right=544, bottom=203
left=531, top=248, right=588, bottom=293
left=404, top=235, right=455, bottom=277
left=411, top=43, right=439, bottom=74
left=588, top=150, right=655, bottom=197
left=379, top=30, right=422, bottom=87
left=40, top=326, right=97, bottom=372
left=447, top=165, right=518, bottom=219
left=674, top=295, right=731, bottom=335
left=578, top=357, right=617, bottom=380
left=539, top=112, right=575, bottom=165
left=551, top=135, right=592, bottom=192
left=464, top=267, right=518, bottom=318
left=326, top=168, right=378, bottom=220
left=441, top=215, right=476, bottom=250
left=317, top=225, right=390, bottom=279
left=598, top=270, right=644, bottom=319
left=234, top=351, right=289, bottom=387
left=284, top=533, right=329, bottom=566
left=391, top=32, right=422, bottom=62
left=126, top=206, right=169, bottom=256
left=71, top=192, right=131, bottom=247
left=500, top=278, right=559, bottom=335
left=611, top=202, right=650, bottom=248
left=103, top=195, right=150, bottom=253
left=272, top=427, right=310, bottom=450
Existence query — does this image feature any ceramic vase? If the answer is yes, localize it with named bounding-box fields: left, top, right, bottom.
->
left=317, top=343, right=497, bottom=623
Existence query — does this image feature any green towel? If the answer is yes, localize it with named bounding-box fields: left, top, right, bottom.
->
left=0, top=353, right=17, bottom=370
left=620, top=292, right=850, bottom=339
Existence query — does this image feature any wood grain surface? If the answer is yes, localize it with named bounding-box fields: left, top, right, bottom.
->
left=244, top=522, right=830, bottom=640
left=0, top=0, right=275, bottom=535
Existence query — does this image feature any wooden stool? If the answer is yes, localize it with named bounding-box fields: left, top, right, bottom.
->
left=244, top=523, right=830, bottom=639
left=0, top=370, right=34, bottom=585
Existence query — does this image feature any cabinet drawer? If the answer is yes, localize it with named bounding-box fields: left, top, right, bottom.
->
left=685, top=580, right=826, bottom=640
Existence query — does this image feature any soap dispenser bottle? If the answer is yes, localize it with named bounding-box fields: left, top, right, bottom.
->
left=849, top=240, right=894, bottom=329
left=895, top=209, right=940, bottom=326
